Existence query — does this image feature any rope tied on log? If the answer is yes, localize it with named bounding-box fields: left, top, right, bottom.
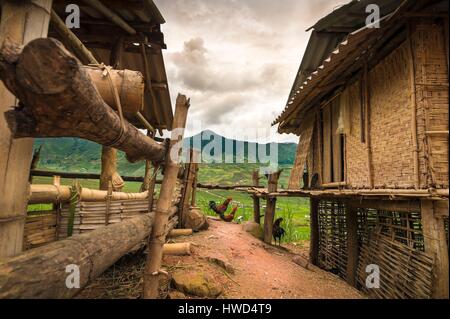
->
left=89, top=62, right=127, bottom=148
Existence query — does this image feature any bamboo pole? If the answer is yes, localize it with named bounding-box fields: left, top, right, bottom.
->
left=143, top=94, right=190, bottom=299
left=0, top=0, right=53, bottom=258
left=28, top=184, right=148, bottom=204
left=82, top=0, right=136, bottom=35
left=50, top=9, right=98, bottom=64
left=407, top=23, right=421, bottom=189
left=163, top=243, right=191, bottom=256
left=169, top=229, right=193, bottom=237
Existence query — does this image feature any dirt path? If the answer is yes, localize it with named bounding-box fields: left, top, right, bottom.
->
left=164, top=218, right=363, bottom=299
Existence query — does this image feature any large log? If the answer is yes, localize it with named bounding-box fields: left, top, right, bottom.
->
left=0, top=38, right=166, bottom=163
left=0, top=214, right=154, bottom=299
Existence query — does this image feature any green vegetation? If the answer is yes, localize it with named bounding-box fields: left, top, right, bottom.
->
left=31, top=132, right=310, bottom=242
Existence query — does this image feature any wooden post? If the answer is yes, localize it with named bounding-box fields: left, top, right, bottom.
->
left=309, top=198, right=320, bottom=265
left=263, top=171, right=281, bottom=244
left=143, top=94, right=190, bottom=299
left=0, top=0, right=53, bottom=258
left=421, top=200, right=449, bottom=299
left=190, top=151, right=200, bottom=207
left=179, top=149, right=196, bottom=228
left=252, top=170, right=261, bottom=224
left=345, top=205, right=358, bottom=286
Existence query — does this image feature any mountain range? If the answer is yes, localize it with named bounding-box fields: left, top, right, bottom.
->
left=33, top=130, right=297, bottom=177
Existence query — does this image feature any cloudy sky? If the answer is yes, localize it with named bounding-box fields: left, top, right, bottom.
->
left=155, top=0, right=346, bottom=143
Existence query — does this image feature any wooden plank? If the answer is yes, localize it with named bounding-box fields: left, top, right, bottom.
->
left=288, top=115, right=314, bottom=189
left=252, top=170, right=261, bottom=224
left=0, top=0, right=53, bottom=258
left=421, top=200, right=449, bottom=299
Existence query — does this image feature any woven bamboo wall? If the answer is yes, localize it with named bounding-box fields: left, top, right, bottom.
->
left=342, top=82, right=371, bottom=187
left=412, top=21, right=449, bottom=189
left=316, top=198, right=435, bottom=299
left=369, top=40, right=415, bottom=188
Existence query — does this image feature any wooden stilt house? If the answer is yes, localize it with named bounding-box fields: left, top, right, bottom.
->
left=273, top=0, right=449, bottom=299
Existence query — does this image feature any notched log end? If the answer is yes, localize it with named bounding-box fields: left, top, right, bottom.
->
left=4, top=106, right=37, bottom=138
left=0, top=37, right=23, bottom=64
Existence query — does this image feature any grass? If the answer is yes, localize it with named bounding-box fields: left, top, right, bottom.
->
left=30, top=170, right=311, bottom=243
left=196, top=188, right=310, bottom=242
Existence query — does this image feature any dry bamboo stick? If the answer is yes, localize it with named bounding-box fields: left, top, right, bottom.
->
left=169, top=229, right=193, bottom=237
left=143, top=94, right=190, bottom=299
left=163, top=243, right=191, bottom=256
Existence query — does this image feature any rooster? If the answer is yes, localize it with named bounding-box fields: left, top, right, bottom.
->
left=273, top=218, right=286, bottom=245
left=220, top=206, right=238, bottom=223
left=209, top=197, right=232, bottom=216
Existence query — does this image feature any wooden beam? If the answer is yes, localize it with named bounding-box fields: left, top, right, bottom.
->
left=81, top=0, right=136, bottom=35
left=0, top=0, right=53, bottom=259
left=29, top=184, right=149, bottom=204
left=363, top=62, right=374, bottom=188
left=143, top=94, right=190, bottom=299
left=0, top=38, right=166, bottom=163
left=421, top=200, right=449, bottom=299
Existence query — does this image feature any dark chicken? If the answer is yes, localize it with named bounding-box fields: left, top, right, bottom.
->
left=220, top=206, right=238, bottom=222
left=273, top=217, right=286, bottom=245
left=209, top=197, right=232, bottom=215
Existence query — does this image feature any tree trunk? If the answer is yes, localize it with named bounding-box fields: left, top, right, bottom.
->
left=0, top=38, right=166, bottom=163
left=309, top=198, right=319, bottom=265
left=0, top=214, right=154, bottom=299
left=143, top=94, right=190, bottom=299
left=0, top=0, right=53, bottom=259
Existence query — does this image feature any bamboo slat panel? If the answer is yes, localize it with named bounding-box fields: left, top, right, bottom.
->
left=316, top=199, right=436, bottom=299
left=58, top=199, right=150, bottom=238
left=24, top=211, right=57, bottom=250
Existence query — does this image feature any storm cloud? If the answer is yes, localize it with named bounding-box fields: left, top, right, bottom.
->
left=155, top=0, right=347, bottom=142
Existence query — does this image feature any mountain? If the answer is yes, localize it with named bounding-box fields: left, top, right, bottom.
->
left=33, top=131, right=297, bottom=177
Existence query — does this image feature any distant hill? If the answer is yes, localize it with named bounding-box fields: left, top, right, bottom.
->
left=34, top=131, right=297, bottom=178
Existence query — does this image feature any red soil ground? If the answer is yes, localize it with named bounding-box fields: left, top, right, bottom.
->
left=164, top=218, right=363, bottom=299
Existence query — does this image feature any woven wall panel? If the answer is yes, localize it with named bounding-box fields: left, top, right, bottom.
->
left=24, top=211, right=57, bottom=250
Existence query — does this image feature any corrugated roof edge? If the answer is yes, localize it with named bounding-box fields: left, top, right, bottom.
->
left=146, top=0, right=166, bottom=24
